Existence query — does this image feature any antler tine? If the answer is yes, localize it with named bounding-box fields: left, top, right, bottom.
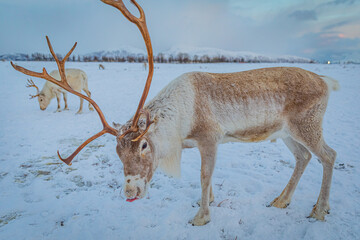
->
left=102, top=0, right=145, bottom=23
left=57, top=129, right=109, bottom=165
left=26, top=79, right=40, bottom=99
left=45, top=36, right=75, bottom=89
left=102, top=0, right=154, bottom=138
left=11, top=37, right=118, bottom=165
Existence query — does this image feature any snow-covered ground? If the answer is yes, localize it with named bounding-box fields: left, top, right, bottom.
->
left=0, top=62, right=359, bottom=239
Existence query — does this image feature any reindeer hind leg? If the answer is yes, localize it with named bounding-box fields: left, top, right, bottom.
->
left=63, top=91, right=69, bottom=110
left=270, top=136, right=312, bottom=208
left=307, top=141, right=336, bottom=220
left=83, top=87, right=94, bottom=111
left=287, top=103, right=336, bottom=220
left=76, top=97, right=83, bottom=114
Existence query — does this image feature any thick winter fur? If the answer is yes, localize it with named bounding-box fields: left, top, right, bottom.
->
left=37, top=69, right=94, bottom=113
left=116, top=67, right=338, bottom=226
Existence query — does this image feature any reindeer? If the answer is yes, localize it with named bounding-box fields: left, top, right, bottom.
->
left=11, top=0, right=338, bottom=226
left=99, top=64, right=105, bottom=70
left=25, top=69, right=94, bottom=114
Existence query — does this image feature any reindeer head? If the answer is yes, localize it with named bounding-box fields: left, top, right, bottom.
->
left=116, top=126, right=154, bottom=199
left=12, top=0, right=155, bottom=201
left=26, top=79, right=48, bottom=110
left=113, top=109, right=156, bottom=200
left=38, top=94, right=50, bottom=110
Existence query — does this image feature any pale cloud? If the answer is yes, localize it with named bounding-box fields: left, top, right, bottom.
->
left=0, top=0, right=359, bottom=62
left=289, top=10, right=318, bottom=21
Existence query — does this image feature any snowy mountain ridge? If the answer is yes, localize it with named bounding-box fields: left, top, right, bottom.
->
left=1, top=46, right=314, bottom=63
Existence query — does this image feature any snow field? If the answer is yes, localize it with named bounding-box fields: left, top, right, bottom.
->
left=0, top=62, right=359, bottom=239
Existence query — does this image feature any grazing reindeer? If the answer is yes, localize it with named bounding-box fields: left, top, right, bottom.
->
left=11, top=0, right=338, bottom=226
left=25, top=69, right=94, bottom=114
left=99, top=64, right=105, bottom=70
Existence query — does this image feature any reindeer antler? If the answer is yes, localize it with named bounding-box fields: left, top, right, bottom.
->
left=26, top=79, right=40, bottom=99
left=11, top=36, right=118, bottom=165
left=11, top=0, right=155, bottom=165
left=102, top=0, right=154, bottom=141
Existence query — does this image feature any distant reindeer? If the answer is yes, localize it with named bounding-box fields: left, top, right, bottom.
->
left=25, top=69, right=94, bottom=114
left=99, top=64, right=105, bottom=70
left=143, top=62, right=147, bottom=71
left=12, top=0, right=338, bottom=226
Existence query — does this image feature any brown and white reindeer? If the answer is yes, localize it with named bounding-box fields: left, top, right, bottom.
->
left=25, top=68, right=94, bottom=114
left=11, top=0, right=338, bottom=226
left=99, top=64, right=105, bottom=70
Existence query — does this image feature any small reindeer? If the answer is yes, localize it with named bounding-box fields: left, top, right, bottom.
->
left=12, top=0, right=338, bottom=226
left=25, top=69, right=94, bottom=114
left=143, top=62, right=147, bottom=71
left=99, top=64, right=105, bottom=70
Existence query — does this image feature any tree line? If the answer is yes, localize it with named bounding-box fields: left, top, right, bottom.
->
left=3, top=52, right=313, bottom=63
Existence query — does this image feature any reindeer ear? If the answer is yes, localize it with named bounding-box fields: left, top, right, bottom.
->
left=137, top=113, right=155, bottom=132
left=112, top=122, right=122, bottom=131
left=138, top=116, right=147, bottom=131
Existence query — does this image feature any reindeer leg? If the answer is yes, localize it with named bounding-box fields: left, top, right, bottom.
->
left=83, top=89, right=94, bottom=111
left=308, top=142, right=336, bottom=220
left=196, top=185, right=214, bottom=206
left=55, top=92, right=62, bottom=112
left=288, top=109, right=336, bottom=220
left=63, top=92, right=69, bottom=110
left=270, top=137, right=311, bottom=208
left=76, top=97, right=83, bottom=114
left=190, top=141, right=217, bottom=226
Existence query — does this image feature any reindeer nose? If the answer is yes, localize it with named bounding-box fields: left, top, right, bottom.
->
left=125, top=185, right=137, bottom=198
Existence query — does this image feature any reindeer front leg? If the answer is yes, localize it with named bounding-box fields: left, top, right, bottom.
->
left=190, top=141, right=217, bottom=226
left=55, top=92, right=62, bottom=112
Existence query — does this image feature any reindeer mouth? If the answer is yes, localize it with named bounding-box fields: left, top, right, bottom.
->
left=126, top=198, right=139, bottom=202
left=124, top=184, right=145, bottom=201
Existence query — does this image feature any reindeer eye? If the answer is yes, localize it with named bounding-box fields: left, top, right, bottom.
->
left=142, top=142, right=147, bottom=150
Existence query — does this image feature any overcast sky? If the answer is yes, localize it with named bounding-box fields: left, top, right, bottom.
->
left=1, top=0, right=359, bottom=61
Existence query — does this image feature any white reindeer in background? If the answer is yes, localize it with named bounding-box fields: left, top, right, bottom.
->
left=12, top=0, right=338, bottom=226
left=26, top=69, right=94, bottom=114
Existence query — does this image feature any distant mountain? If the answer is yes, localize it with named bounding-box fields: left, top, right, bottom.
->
left=0, top=53, right=31, bottom=61
left=316, top=50, right=360, bottom=64
left=1, top=46, right=315, bottom=63
left=162, top=46, right=313, bottom=63
left=83, top=46, right=146, bottom=61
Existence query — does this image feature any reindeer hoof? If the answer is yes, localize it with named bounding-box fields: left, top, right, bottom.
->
left=189, top=215, right=210, bottom=226
left=269, top=196, right=290, bottom=208
left=189, top=210, right=211, bottom=226
left=307, top=204, right=329, bottom=221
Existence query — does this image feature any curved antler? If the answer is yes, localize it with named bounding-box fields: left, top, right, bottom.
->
left=26, top=79, right=40, bottom=99
left=102, top=0, right=154, bottom=140
left=12, top=0, right=154, bottom=165
left=11, top=36, right=118, bottom=165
